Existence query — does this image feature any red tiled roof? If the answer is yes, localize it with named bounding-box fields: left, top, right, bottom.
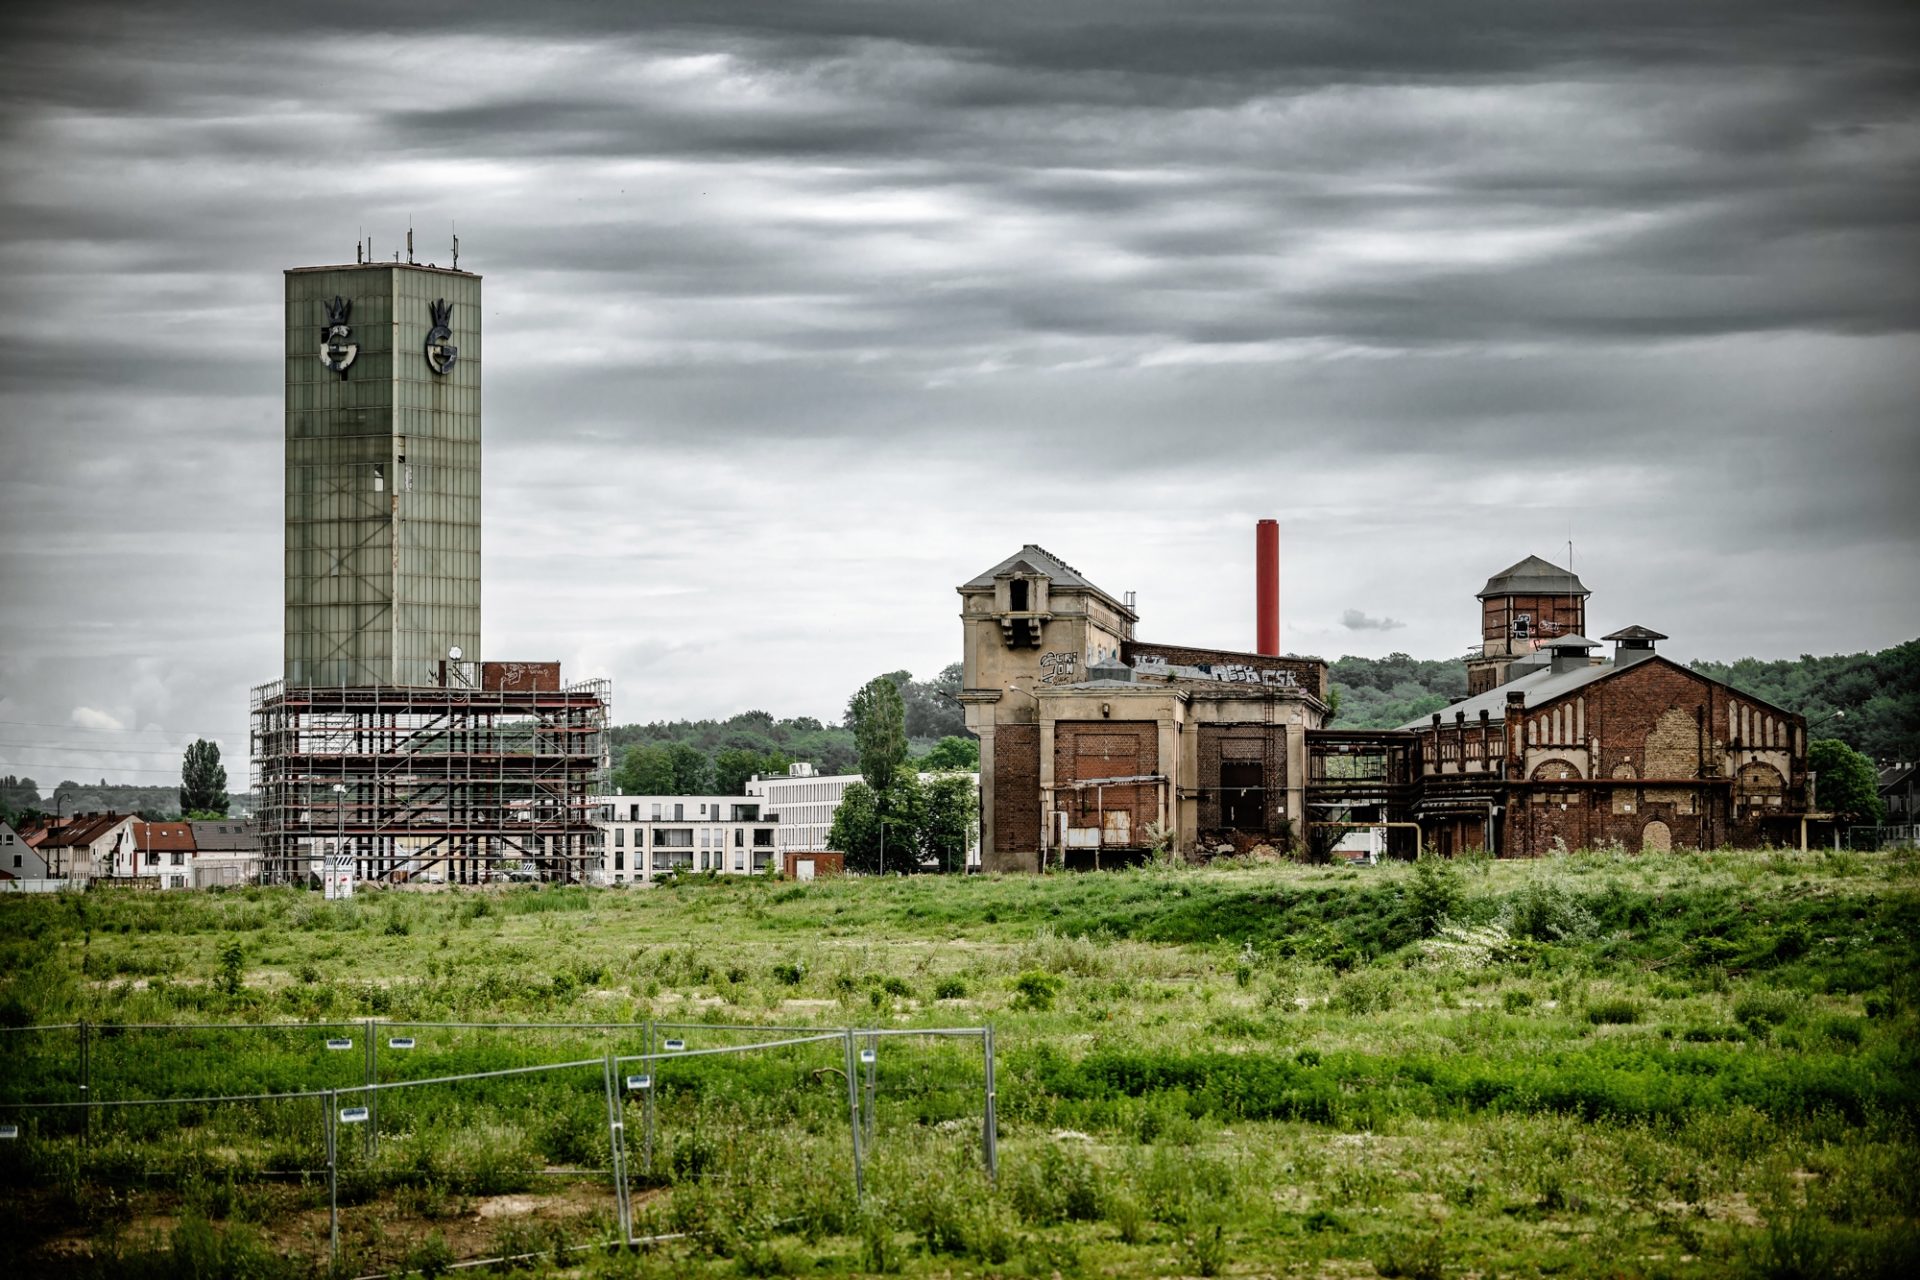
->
left=135, top=822, right=198, bottom=853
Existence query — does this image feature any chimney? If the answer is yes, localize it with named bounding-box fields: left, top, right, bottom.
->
left=1603, top=625, right=1666, bottom=669
left=1256, top=519, right=1280, bottom=656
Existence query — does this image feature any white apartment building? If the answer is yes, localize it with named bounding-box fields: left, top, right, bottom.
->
left=745, top=763, right=858, bottom=855
left=593, top=794, right=779, bottom=885
left=745, top=763, right=982, bottom=868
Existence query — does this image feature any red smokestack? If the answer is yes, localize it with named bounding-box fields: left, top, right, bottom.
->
left=1256, top=519, right=1280, bottom=656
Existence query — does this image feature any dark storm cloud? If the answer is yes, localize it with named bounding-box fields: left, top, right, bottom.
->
left=0, top=0, right=1915, bottom=778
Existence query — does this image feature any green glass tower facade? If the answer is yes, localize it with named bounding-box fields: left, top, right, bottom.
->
left=284, top=263, right=482, bottom=686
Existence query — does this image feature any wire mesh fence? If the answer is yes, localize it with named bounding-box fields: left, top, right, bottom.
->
left=0, top=1018, right=995, bottom=1273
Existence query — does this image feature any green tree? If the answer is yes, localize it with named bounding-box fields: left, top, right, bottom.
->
left=848, top=676, right=910, bottom=795
left=714, top=747, right=791, bottom=796
left=0, top=775, right=41, bottom=816
left=919, top=772, right=978, bottom=873
left=917, top=735, right=979, bottom=771
left=1809, top=738, right=1885, bottom=825
left=827, top=775, right=924, bottom=874
left=614, top=744, right=677, bottom=795
left=667, top=742, right=712, bottom=794
left=180, top=739, right=228, bottom=817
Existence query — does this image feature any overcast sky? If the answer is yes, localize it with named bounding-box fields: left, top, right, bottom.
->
left=2, top=1, right=1916, bottom=790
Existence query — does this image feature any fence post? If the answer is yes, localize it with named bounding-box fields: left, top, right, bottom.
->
left=842, top=1028, right=863, bottom=1200
left=326, top=1089, right=339, bottom=1267
left=602, top=1051, right=631, bottom=1245
left=363, top=1019, right=376, bottom=1159
left=982, top=1024, right=998, bottom=1182
left=77, top=1019, right=90, bottom=1145
left=642, top=1019, right=654, bottom=1178
left=862, top=1031, right=877, bottom=1148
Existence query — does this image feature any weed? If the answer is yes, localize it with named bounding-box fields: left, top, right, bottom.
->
left=1011, top=970, right=1062, bottom=1011
left=1373, top=1224, right=1448, bottom=1279
left=1586, top=997, right=1641, bottom=1025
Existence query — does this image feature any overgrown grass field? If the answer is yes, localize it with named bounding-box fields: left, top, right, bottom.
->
left=3, top=847, right=1917, bottom=1278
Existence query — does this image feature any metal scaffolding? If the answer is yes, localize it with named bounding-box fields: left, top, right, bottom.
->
left=250, top=677, right=610, bottom=885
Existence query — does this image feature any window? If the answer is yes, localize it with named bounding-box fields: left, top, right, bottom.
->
left=673, top=803, right=684, bottom=821
left=628, top=804, right=640, bottom=821
left=171, top=852, right=184, bottom=866
left=1010, top=578, right=1029, bottom=612
left=754, top=829, right=774, bottom=848
left=614, top=849, right=624, bottom=871
left=734, top=828, right=744, bottom=847
left=654, top=828, right=693, bottom=848
left=11, top=855, right=18, bottom=869
left=651, top=803, right=662, bottom=821
left=615, top=828, right=625, bottom=846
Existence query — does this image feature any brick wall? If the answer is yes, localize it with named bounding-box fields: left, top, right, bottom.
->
left=1196, top=725, right=1288, bottom=838
left=994, top=725, right=1041, bottom=854
left=1053, top=721, right=1158, bottom=845
left=1121, top=639, right=1328, bottom=701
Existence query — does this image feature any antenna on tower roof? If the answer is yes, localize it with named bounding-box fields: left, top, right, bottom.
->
left=452, top=220, right=459, bottom=271
left=406, top=223, right=415, bottom=265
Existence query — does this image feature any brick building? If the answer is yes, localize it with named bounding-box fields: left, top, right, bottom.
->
left=1396, top=570, right=1814, bottom=855
left=959, top=546, right=1331, bottom=869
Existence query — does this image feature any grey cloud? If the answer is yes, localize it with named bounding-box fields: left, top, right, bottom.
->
left=1342, top=610, right=1406, bottom=632
left=1, top=1, right=1916, bottom=781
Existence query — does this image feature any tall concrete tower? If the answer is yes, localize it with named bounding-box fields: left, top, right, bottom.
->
left=283, top=262, right=481, bottom=686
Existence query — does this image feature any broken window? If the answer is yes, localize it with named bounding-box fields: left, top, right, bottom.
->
left=1010, top=578, right=1030, bottom=612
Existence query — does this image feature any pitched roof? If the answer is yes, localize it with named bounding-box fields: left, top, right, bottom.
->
left=962, top=544, right=1100, bottom=591
left=1601, top=624, right=1668, bottom=642
left=1399, top=660, right=1618, bottom=730
left=1477, top=555, right=1588, bottom=599
left=136, top=822, right=197, bottom=853
left=38, top=813, right=132, bottom=848
left=189, top=820, right=262, bottom=852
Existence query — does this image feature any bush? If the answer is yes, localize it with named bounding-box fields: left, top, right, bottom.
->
left=1503, top=882, right=1594, bottom=943
left=933, top=977, right=967, bottom=1000
left=1409, top=856, right=1462, bottom=938
left=770, top=963, right=804, bottom=986
left=1734, top=990, right=1800, bottom=1032
left=1332, top=971, right=1394, bottom=1015
left=1011, top=971, right=1063, bottom=1011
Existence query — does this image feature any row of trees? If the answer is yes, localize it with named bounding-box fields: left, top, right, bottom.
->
left=606, top=665, right=973, bottom=799
left=1, top=740, right=229, bottom=826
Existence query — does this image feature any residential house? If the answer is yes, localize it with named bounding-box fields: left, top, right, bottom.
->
left=135, top=821, right=198, bottom=890
left=188, top=820, right=264, bottom=888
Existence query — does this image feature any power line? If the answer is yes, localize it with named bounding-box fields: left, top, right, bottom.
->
left=0, top=719, right=234, bottom=739
left=0, top=762, right=198, bottom=779
left=0, top=740, right=222, bottom=757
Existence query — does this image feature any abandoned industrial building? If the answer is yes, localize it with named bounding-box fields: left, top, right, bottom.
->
left=963, top=541, right=1815, bottom=866
left=250, top=257, right=609, bottom=887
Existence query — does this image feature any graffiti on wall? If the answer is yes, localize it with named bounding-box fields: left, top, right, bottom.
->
left=1038, top=652, right=1079, bottom=686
